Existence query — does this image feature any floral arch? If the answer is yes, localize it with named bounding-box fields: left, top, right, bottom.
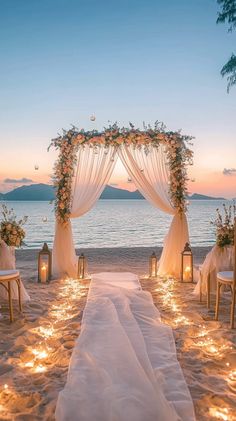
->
left=50, top=122, right=193, bottom=278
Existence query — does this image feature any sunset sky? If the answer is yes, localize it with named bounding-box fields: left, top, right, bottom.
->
left=0, top=0, right=235, bottom=198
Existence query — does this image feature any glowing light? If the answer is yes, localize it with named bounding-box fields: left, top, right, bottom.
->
left=38, top=326, right=55, bottom=338
left=209, top=407, right=232, bottom=421
left=3, top=384, right=8, bottom=391
left=32, top=349, right=48, bottom=359
left=174, top=314, right=191, bottom=326
left=24, top=362, right=34, bottom=368
left=34, top=364, right=46, bottom=373
left=227, top=369, right=236, bottom=392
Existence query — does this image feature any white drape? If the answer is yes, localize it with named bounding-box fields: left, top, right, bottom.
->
left=56, top=274, right=196, bottom=421
left=53, top=143, right=189, bottom=278
left=193, top=245, right=234, bottom=296
left=0, top=240, right=30, bottom=302
left=119, top=144, right=189, bottom=277
left=53, top=145, right=117, bottom=278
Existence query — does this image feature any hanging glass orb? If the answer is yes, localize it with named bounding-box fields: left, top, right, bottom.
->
left=127, top=177, right=132, bottom=183
left=90, top=114, right=96, bottom=122
left=42, top=216, right=48, bottom=223
left=34, top=164, right=39, bottom=170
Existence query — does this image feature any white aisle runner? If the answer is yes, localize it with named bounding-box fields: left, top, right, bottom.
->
left=55, top=273, right=195, bottom=421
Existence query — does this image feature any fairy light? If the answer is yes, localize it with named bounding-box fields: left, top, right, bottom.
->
left=174, top=314, right=191, bottom=326
left=34, top=364, right=47, bottom=374
left=24, top=362, right=34, bottom=368
left=0, top=276, right=89, bottom=421
left=209, top=407, right=233, bottom=421
left=38, top=326, right=55, bottom=338
left=32, top=349, right=48, bottom=359
left=227, top=369, right=236, bottom=392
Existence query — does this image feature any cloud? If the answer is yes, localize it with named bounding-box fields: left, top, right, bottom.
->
left=3, top=178, right=34, bottom=184
left=223, top=168, right=236, bottom=176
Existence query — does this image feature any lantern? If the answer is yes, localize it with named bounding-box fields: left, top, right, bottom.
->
left=78, top=253, right=87, bottom=279
left=181, top=242, right=193, bottom=282
left=149, top=252, right=158, bottom=278
left=38, top=243, right=52, bottom=283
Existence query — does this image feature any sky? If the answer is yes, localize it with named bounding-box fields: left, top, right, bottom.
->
left=0, top=0, right=235, bottom=197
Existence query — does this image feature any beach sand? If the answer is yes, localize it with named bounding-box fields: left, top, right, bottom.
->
left=0, top=247, right=235, bottom=421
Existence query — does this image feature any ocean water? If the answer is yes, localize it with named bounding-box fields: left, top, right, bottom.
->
left=0, top=200, right=231, bottom=249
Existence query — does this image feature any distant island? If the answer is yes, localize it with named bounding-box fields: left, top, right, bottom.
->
left=0, top=183, right=227, bottom=201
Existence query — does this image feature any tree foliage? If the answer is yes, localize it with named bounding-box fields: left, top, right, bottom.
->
left=217, top=0, right=236, bottom=91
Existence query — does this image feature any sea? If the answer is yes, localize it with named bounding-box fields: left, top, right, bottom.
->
left=1, top=199, right=233, bottom=250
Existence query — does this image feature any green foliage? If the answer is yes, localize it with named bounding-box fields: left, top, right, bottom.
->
left=217, top=0, right=236, bottom=90
left=217, top=0, right=236, bottom=30
left=221, top=53, right=236, bottom=91
left=211, top=203, right=235, bottom=248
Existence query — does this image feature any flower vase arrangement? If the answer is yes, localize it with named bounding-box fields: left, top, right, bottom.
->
left=211, top=203, right=235, bottom=248
left=0, top=204, right=28, bottom=250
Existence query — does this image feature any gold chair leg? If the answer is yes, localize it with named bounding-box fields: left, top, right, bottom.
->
left=8, top=281, right=13, bottom=323
left=207, top=274, right=210, bottom=309
left=215, top=281, right=221, bottom=321
left=199, top=271, right=202, bottom=303
left=17, top=278, right=22, bottom=312
left=230, top=288, right=236, bottom=329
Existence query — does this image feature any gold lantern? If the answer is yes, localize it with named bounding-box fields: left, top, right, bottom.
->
left=181, top=242, right=193, bottom=282
left=78, top=253, right=87, bottom=279
left=149, top=252, right=158, bottom=278
left=38, top=243, right=52, bottom=283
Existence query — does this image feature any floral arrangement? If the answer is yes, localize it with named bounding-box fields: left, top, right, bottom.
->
left=0, top=204, right=28, bottom=247
left=211, top=203, right=236, bottom=248
left=49, top=122, right=194, bottom=224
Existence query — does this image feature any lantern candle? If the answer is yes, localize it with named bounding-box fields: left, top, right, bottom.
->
left=181, top=243, right=193, bottom=282
left=184, top=266, right=191, bottom=282
left=78, top=253, right=87, bottom=280
left=41, top=264, right=47, bottom=283
left=149, top=252, right=158, bottom=278
left=38, top=243, right=52, bottom=283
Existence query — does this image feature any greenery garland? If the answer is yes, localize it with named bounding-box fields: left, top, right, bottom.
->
left=49, top=122, right=193, bottom=225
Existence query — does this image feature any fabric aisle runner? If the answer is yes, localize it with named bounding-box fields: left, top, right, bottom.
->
left=55, top=272, right=196, bottom=421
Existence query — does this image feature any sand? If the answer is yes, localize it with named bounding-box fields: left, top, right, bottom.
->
left=0, top=247, right=235, bottom=421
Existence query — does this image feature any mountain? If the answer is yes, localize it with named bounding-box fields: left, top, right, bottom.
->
left=1, top=184, right=55, bottom=201
left=100, top=185, right=143, bottom=199
left=189, top=193, right=226, bottom=200
left=0, top=183, right=144, bottom=201
left=0, top=183, right=227, bottom=201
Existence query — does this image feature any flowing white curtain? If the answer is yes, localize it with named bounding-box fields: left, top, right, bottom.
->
left=119, top=144, right=189, bottom=277
left=53, top=145, right=117, bottom=278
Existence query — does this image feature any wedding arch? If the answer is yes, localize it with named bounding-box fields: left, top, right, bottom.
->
left=49, top=122, right=193, bottom=278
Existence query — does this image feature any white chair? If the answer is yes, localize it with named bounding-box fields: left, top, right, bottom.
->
left=0, top=270, right=22, bottom=322
left=215, top=219, right=236, bottom=329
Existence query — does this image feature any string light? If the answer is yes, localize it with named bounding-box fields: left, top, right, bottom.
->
left=227, top=369, right=236, bottom=392
left=34, top=364, right=47, bottom=374
left=209, top=407, right=234, bottom=421
left=19, top=278, right=89, bottom=379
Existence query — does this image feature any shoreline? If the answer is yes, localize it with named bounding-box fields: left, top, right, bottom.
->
left=15, top=246, right=212, bottom=280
